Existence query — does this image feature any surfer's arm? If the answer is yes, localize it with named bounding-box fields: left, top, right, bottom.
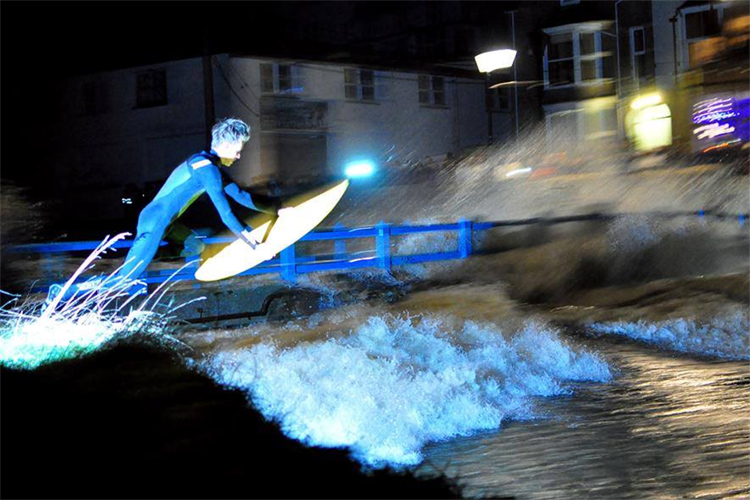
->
left=191, top=165, right=251, bottom=239
left=224, top=183, right=279, bottom=216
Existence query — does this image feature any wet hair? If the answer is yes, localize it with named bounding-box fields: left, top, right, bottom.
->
left=211, top=118, right=251, bottom=146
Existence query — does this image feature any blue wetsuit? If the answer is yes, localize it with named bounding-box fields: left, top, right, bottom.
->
left=116, top=149, right=276, bottom=281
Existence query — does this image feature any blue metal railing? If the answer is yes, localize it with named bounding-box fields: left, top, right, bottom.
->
left=8, top=219, right=475, bottom=291
left=8, top=209, right=748, bottom=292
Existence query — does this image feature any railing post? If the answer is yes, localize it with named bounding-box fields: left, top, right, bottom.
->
left=281, top=243, right=297, bottom=283
left=333, top=223, right=347, bottom=260
left=376, top=220, right=391, bottom=272
left=133, top=281, right=148, bottom=296
left=458, top=218, right=472, bottom=258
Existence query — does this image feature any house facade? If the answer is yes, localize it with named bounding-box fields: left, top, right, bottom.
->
left=533, top=0, right=656, bottom=154
left=651, top=0, right=749, bottom=156
left=50, top=54, right=489, bottom=223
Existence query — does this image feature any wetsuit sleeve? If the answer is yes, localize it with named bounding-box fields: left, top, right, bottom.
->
left=190, top=164, right=248, bottom=237
left=224, top=183, right=279, bottom=216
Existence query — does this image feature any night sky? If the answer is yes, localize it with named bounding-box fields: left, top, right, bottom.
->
left=3, top=3, right=202, bottom=188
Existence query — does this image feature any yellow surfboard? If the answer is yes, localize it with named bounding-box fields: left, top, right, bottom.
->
left=195, top=179, right=349, bottom=281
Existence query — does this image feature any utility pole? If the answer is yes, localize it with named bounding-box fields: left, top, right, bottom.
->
left=669, top=16, right=679, bottom=87
left=510, top=10, right=519, bottom=138
left=202, top=32, right=216, bottom=149
left=615, top=0, right=623, bottom=140
left=487, top=73, right=493, bottom=145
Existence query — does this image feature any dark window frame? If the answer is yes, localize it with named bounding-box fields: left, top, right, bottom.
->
left=135, top=68, right=167, bottom=109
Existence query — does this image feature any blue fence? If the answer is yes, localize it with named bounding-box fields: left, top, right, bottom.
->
left=9, top=219, right=477, bottom=291
left=9, top=209, right=748, bottom=292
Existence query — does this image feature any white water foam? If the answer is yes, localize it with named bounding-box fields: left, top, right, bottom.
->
left=198, top=313, right=612, bottom=468
left=589, top=306, right=750, bottom=360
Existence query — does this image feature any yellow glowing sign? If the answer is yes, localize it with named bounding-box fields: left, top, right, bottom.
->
left=631, top=93, right=663, bottom=110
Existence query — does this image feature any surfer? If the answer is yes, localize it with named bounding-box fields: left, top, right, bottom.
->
left=47, top=117, right=288, bottom=302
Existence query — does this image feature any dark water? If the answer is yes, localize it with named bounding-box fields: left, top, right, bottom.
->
left=417, top=335, right=750, bottom=499
left=0, top=341, right=460, bottom=499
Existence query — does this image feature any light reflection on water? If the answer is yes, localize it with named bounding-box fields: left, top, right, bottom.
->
left=416, top=337, right=750, bottom=499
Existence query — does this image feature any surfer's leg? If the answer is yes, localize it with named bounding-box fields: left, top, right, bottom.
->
left=45, top=204, right=170, bottom=305
left=115, top=203, right=172, bottom=282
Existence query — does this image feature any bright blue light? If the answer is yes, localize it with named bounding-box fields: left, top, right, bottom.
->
left=345, top=160, right=375, bottom=178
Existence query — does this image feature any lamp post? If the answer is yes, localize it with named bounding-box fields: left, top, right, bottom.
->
left=475, top=49, right=517, bottom=145
left=510, top=10, right=519, bottom=138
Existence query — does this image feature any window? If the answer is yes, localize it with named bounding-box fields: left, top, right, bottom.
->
left=81, top=81, right=108, bottom=115
left=546, top=101, right=617, bottom=144
left=630, top=26, right=647, bottom=82
left=135, top=69, right=167, bottom=108
left=546, top=109, right=580, bottom=145
left=344, top=68, right=376, bottom=101
left=261, top=63, right=274, bottom=93
left=418, top=75, right=446, bottom=106
left=685, top=8, right=721, bottom=39
left=547, top=33, right=575, bottom=86
left=543, top=25, right=615, bottom=88
left=682, top=5, right=724, bottom=69
left=488, top=86, right=512, bottom=112
left=260, top=63, right=303, bottom=95
left=278, top=65, right=292, bottom=94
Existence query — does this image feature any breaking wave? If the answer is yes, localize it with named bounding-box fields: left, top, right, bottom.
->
left=198, top=313, right=612, bottom=468
left=0, top=234, right=195, bottom=370
left=588, top=306, right=750, bottom=360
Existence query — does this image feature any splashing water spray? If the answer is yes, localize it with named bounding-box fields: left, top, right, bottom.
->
left=0, top=233, right=203, bottom=370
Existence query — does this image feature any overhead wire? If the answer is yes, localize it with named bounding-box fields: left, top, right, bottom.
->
left=212, top=56, right=260, bottom=117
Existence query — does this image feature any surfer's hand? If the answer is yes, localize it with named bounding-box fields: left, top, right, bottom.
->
left=277, top=207, right=293, bottom=218
left=240, top=229, right=260, bottom=249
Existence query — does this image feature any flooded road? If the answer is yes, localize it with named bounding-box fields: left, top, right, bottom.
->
left=3, top=154, right=748, bottom=498
left=181, top=251, right=749, bottom=499
left=417, top=335, right=750, bottom=499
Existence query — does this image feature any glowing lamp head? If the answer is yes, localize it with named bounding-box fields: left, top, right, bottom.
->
left=475, top=50, right=517, bottom=73
left=631, top=93, right=663, bottom=110
left=345, top=160, right=375, bottom=179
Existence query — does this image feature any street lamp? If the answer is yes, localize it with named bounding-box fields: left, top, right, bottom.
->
left=475, top=49, right=517, bottom=145
left=474, top=49, right=517, bottom=73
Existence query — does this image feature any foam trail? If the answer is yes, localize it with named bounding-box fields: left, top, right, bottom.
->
left=0, top=234, right=194, bottom=370
left=589, top=307, right=750, bottom=360
left=199, top=314, right=612, bottom=468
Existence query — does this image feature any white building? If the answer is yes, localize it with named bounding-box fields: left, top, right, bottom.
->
left=51, top=54, right=490, bottom=221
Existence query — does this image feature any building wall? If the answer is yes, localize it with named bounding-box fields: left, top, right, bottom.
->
left=50, top=55, right=491, bottom=222
left=651, top=0, right=681, bottom=90
left=54, top=58, right=209, bottom=185
left=51, top=58, right=209, bottom=221
left=221, top=58, right=489, bottom=184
